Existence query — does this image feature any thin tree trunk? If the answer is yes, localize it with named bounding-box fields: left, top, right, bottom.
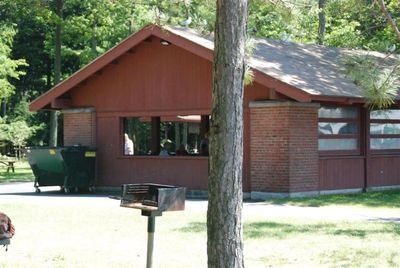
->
left=374, top=0, right=400, bottom=43
left=1, top=101, right=6, bottom=117
left=207, top=0, right=248, bottom=268
left=49, top=0, right=62, bottom=147
left=317, top=0, right=327, bottom=45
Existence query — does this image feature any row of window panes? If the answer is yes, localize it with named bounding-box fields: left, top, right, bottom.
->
left=318, top=106, right=358, bottom=151
left=370, top=109, right=400, bottom=150
left=319, top=107, right=400, bottom=151
left=123, top=116, right=208, bottom=156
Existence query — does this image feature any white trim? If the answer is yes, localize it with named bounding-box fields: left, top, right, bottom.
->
left=63, top=107, right=95, bottom=113
left=249, top=100, right=320, bottom=108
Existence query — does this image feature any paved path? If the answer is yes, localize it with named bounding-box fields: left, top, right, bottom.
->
left=1, top=182, right=399, bottom=222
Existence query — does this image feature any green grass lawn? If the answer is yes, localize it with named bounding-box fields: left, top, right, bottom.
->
left=0, top=198, right=399, bottom=268
left=0, top=161, right=34, bottom=183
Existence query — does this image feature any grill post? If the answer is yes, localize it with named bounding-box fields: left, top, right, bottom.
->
left=142, top=210, right=162, bottom=268
left=146, top=216, right=156, bottom=268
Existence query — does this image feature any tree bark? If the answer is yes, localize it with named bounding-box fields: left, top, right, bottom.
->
left=207, top=1, right=248, bottom=268
left=317, top=0, right=327, bottom=45
left=49, top=0, right=62, bottom=147
left=374, top=0, right=400, bottom=43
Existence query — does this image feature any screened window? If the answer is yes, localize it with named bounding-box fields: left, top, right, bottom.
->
left=123, top=117, right=151, bottom=155
left=318, top=106, right=359, bottom=153
left=122, top=115, right=208, bottom=156
left=370, top=109, right=400, bottom=151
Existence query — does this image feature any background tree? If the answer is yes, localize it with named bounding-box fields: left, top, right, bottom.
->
left=48, top=0, right=63, bottom=147
left=207, top=0, right=247, bottom=267
left=0, top=25, right=27, bottom=114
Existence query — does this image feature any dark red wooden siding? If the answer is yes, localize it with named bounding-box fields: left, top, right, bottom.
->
left=368, top=155, right=400, bottom=187
left=69, top=37, right=269, bottom=191
left=319, top=157, right=365, bottom=190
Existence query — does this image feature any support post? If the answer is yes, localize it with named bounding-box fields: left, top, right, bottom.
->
left=146, top=216, right=156, bottom=268
left=141, top=210, right=162, bottom=268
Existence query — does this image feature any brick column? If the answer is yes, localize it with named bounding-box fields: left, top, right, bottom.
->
left=63, top=108, right=96, bottom=146
left=249, top=101, right=319, bottom=197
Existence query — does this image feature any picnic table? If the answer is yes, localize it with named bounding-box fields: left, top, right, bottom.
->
left=0, top=159, right=15, bottom=173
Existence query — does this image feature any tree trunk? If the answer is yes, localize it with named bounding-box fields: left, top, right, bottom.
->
left=49, top=0, right=63, bottom=147
left=317, top=0, right=327, bottom=45
left=207, top=1, right=248, bottom=268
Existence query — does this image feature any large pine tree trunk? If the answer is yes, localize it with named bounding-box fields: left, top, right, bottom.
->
left=207, top=1, right=248, bottom=267
left=49, top=0, right=62, bottom=147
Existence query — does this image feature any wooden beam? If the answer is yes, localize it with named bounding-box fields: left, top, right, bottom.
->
left=51, top=98, right=72, bottom=109
left=151, top=117, right=160, bottom=155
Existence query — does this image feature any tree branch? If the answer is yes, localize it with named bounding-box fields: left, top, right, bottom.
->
left=374, top=0, right=400, bottom=42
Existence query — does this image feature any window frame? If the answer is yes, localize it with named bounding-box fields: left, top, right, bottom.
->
left=318, top=105, right=361, bottom=156
left=369, top=109, right=400, bottom=154
left=119, top=114, right=210, bottom=157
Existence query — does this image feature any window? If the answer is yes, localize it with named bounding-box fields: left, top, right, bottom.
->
left=123, top=117, right=151, bottom=155
left=318, top=106, right=359, bottom=154
left=370, top=109, right=400, bottom=151
left=122, top=115, right=209, bottom=156
left=160, top=120, right=201, bottom=155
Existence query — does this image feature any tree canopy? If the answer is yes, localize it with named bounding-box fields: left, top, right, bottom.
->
left=0, top=0, right=398, bottom=149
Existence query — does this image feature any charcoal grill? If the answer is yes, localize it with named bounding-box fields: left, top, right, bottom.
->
left=121, top=183, right=186, bottom=268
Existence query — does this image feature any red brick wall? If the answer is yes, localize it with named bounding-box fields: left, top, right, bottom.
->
left=63, top=109, right=96, bottom=146
left=249, top=101, right=319, bottom=193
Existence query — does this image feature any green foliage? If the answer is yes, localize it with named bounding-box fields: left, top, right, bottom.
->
left=0, top=116, right=38, bottom=148
left=0, top=0, right=398, bottom=147
left=340, top=54, right=400, bottom=109
left=0, top=25, right=28, bottom=100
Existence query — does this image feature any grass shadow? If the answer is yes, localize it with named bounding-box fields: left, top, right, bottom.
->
left=178, top=222, right=207, bottom=233
left=270, top=190, right=400, bottom=208
left=243, top=221, right=400, bottom=239
left=178, top=220, right=400, bottom=239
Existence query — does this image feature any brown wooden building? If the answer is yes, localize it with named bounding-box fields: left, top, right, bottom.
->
left=30, top=24, right=400, bottom=198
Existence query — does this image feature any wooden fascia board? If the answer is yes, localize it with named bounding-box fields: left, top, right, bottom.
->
left=309, top=95, right=364, bottom=104
left=152, top=27, right=214, bottom=61
left=29, top=25, right=156, bottom=111
left=253, top=69, right=312, bottom=102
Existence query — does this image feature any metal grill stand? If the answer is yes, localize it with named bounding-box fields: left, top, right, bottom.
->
left=120, top=184, right=186, bottom=268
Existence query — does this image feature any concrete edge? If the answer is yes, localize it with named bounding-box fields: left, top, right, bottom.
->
left=96, top=188, right=253, bottom=200
left=251, top=190, right=320, bottom=200
left=320, top=188, right=363, bottom=195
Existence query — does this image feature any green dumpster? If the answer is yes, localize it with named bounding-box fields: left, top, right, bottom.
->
left=25, top=146, right=96, bottom=193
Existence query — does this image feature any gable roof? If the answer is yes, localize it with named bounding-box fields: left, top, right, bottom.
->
left=30, top=24, right=399, bottom=111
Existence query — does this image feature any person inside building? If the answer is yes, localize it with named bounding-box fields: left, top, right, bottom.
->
left=200, top=132, right=209, bottom=156
left=159, top=143, right=170, bottom=156
left=124, top=133, right=134, bottom=155
left=176, top=143, right=189, bottom=156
